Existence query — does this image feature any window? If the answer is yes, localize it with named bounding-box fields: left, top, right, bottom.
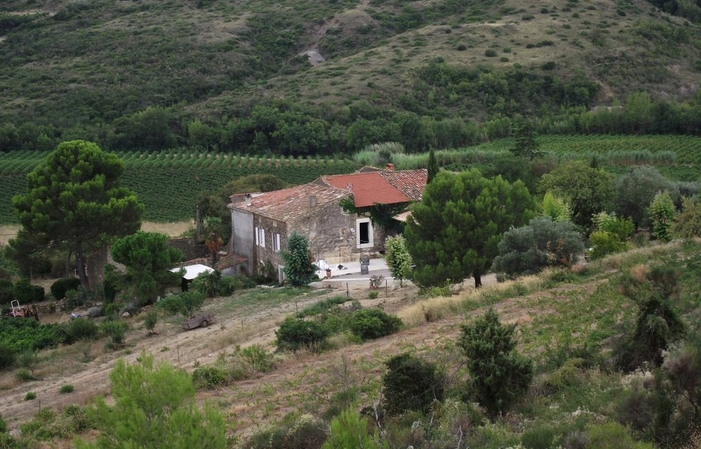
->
left=255, top=227, right=266, bottom=248
left=273, top=233, right=281, bottom=252
left=356, top=218, right=373, bottom=248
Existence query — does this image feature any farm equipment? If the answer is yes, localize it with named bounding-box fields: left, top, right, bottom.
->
left=10, top=300, right=25, bottom=317
left=182, top=314, right=215, bottom=331
left=7, top=300, right=39, bottom=321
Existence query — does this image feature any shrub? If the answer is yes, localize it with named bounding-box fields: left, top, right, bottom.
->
left=247, top=415, right=328, bottom=449
left=192, top=365, right=229, bottom=390
left=296, top=296, right=348, bottom=318
left=0, top=344, right=15, bottom=371
left=275, top=317, right=329, bottom=352
left=586, top=422, right=654, bottom=449
left=50, top=277, right=81, bottom=300
left=15, top=369, right=34, bottom=382
left=0, top=279, right=13, bottom=304
left=143, top=309, right=158, bottom=332
left=382, top=353, right=444, bottom=415
left=240, top=344, right=275, bottom=373
left=492, top=216, right=584, bottom=279
left=156, top=291, right=205, bottom=317
left=368, top=291, right=378, bottom=299
left=322, top=408, right=387, bottom=449
left=63, top=318, right=99, bottom=343
left=59, top=384, right=74, bottom=394
left=485, top=49, right=498, bottom=57
left=588, top=212, right=634, bottom=260
left=25, top=392, right=37, bottom=401
left=672, top=197, right=701, bottom=238
left=349, top=308, right=402, bottom=341
left=458, top=308, right=533, bottom=420
left=0, top=414, right=6, bottom=433
left=100, top=320, right=127, bottom=346
left=13, top=278, right=45, bottom=304
left=385, top=235, right=412, bottom=286
left=253, top=260, right=277, bottom=285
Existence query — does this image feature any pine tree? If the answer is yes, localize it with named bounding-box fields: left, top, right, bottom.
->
left=458, top=309, right=533, bottom=420
left=427, top=148, right=439, bottom=183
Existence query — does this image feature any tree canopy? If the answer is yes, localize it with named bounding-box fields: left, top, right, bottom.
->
left=110, top=231, right=182, bottom=305
left=614, top=165, right=677, bottom=229
left=12, top=140, right=143, bottom=289
left=405, top=169, right=536, bottom=288
left=539, top=160, right=614, bottom=229
left=76, top=353, right=227, bottom=449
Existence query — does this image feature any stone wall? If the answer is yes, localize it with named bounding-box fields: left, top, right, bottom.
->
left=168, top=238, right=210, bottom=262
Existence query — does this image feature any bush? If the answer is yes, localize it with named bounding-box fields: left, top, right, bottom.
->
left=0, top=414, right=6, bottom=433
left=63, top=318, right=99, bottom=343
left=156, top=291, right=205, bottom=317
left=59, top=384, right=74, bottom=394
left=588, top=212, right=634, bottom=260
left=492, top=216, right=584, bottom=279
left=143, top=309, right=158, bottom=332
left=349, top=308, right=402, bottom=341
left=100, top=320, right=127, bottom=346
left=0, top=344, right=15, bottom=371
left=50, top=277, right=81, bottom=300
left=13, top=278, right=45, bottom=304
left=275, top=317, right=329, bottom=352
left=648, top=191, right=676, bottom=242
left=672, top=197, right=701, bottom=238
left=24, top=392, right=37, bottom=401
left=485, top=49, right=498, bottom=57
left=192, top=365, right=229, bottom=390
left=382, top=353, right=444, bottom=415
left=0, top=279, right=13, bottom=304
left=322, top=408, right=386, bottom=449
left=586, top=422, right=654, bottom=449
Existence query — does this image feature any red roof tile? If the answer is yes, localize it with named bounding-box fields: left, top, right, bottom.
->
left=380, top=169, right=427, bottom=201
left=229, top=182, right=350, bottom=222
left=322, top=172, right=409, bottom=207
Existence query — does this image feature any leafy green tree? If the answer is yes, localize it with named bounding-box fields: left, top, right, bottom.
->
left=458, top=308, right=533, bottom=420
left=588, top=212, right=635, bottom=260
left=382, top=353, right=444, bottom=416
left=510, top=117, right=540, bottom=160
left=384, top=235, right=413, bottom=286
left=539, top=160, right=614, bottom=229
left=648, top=191, right=676, bottom=242
left=12, top=141, right=143, bottom=289
left=110, top=232, right=182, bottom=305
left=492, top=216, right=585, bottom=279
left=281, top=232, right=316, bottom=287
left=672, top=197, right=701, bottom=238
left=614, top=166, right=677, bottom=229
left=76, top=353, right=227, bottom=449
left=541, top=191, right=572, bottom=222
left=427, top=148, right=439, bottom=183
left=405, top=170, right=536, bottom=288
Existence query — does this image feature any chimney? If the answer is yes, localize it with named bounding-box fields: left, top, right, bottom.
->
left=385, top=163, right=394, bottom=171
left=245, top=193, right=252, bottom=206
left=309, top=195, right=317, bottom=208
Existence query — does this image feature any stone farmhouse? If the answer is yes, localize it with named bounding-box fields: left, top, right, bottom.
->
left=228, top=165, right=427, bottom=281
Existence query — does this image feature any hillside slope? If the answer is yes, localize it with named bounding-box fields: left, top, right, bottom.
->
left=1, top=0, right=700, bottom=134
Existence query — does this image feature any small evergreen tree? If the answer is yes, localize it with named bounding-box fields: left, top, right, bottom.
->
left=616, top=265, right=685, bottom=370
left=648, top=191, right=676, bottom=242
left=511, top=117, right=540, bottom=160
left=382, top=353, right=444, bottom=415
left=281, top=232, right=316, bottom=287
left=385, top=235, right=413, bottom=286
left=427, top=148, right=439, bottom=183
left=322, top=408, right=389, bottom=449
left=76, top=353, right=227, bottom=449
left=458, top=308, right=533, bottom=420
left=541, top=191, right=572, bottom=222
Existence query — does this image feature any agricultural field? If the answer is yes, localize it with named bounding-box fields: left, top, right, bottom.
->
left=0, top=152, right=361, bottom=223
left=1, top=134, right=700, bottom=224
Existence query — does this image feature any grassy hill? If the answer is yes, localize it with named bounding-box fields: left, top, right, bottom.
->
left=1, top=0, right=701, bottom=145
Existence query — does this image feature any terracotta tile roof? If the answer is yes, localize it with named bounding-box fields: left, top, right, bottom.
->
left=321, top=172, right=409, bottom=207
left=229, top=182, right=350, bottom=222
left=380, top=169, right=427, bottom=201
